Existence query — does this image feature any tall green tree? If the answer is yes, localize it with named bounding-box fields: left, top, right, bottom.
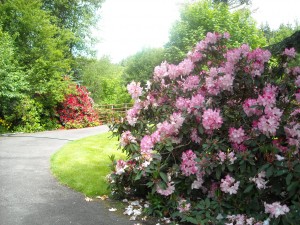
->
left=165, top=0, right=266, bottom=63
left=122, top=48, right=165, bottom=85
left=81, top=57, right=130, bottom=104
left=42, top=0, right=104, bottom=56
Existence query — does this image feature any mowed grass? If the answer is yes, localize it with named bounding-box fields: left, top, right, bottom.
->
left=51, top=132, right=126, bottom=197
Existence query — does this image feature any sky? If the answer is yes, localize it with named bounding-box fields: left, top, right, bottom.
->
left=93, top=0, right=300, bottom=63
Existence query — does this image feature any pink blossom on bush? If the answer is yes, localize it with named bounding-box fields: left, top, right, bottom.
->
left=296, top=92, right=300, bottom=102
left=189, top=93, right=205, bottom=110
left=283, top=47, right=296, bottom=58
left=170, top=112, right=185, bottom=130
left=140, top=135, right=154, bottom=153
left=229, top=127, right=247, bottom=144
left=257, top=115, right=280, bottom=137
left=154, top=61, right=168, bottom=81
left=120, top=131, right=137, bottom=147
left=190, top=128, right=202, bottom=144
left=264, top=202, right=290, bottom=218
left=250, top=171, right=268, bottom=189
left=226, top=214, right=245, bottom=225
left=191, top=171, right=204, bottom=189
left=284, top=122, right=300, bottom=148
left=257, top=84, right=278, bottom=107
left=177, top=199, right=191, bottom=213
left=296, top=75, right=300, bottom=87
left=115, top=160, right=128, bottom=175
left=202, top=109, right=223, bottom=132
left=217, top=151, right=227, bottom=163
left=175, top=97, right=190, bottom=111
left=180, top=150, right=198, bottom=176
left=219, top=74, right=234, bottom=91
left=243, top=98, right=262, bottom=116
left=178, top=58, right=194, bottom=76
left=227, top=152, right=236, bottom=164
left=187, top=50, right=203, bottom=63
left=156, top=181, right=175, bottom=196
left=127, top=81, right=143, bottom=99
left=182, top=75, right=200, bottom=91
left=220, top=175, right=240, bottom=195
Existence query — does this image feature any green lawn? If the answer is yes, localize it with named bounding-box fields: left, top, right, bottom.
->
left=51, top=132, right=125, bottom=197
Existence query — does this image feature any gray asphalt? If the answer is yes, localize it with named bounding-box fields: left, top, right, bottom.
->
left=0, top=126, right=138, bottom=225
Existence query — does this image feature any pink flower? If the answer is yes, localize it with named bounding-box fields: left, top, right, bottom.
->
left=177, top=199, right=191, bottom=213
left=264, top=202, right=290, bottom=218
left=156, top=181, right=175, bottom=196
left=284, top=122, right=300, bottom=148
left=150, top=131, right=161, bottom=144
left=243, top=98, right=262, bottom=116
left=250, top=171, right=268, bottom=189
left=175, top=97, right=190, bottom=111
left=219, top=74, right=234, bottom=91
left=257, top=115, right=280, bottom=137
left=127, top=81, right=143, bottom=99
left=227, top=152, right=237, bottom=164
left=115, top=160, right=128, bottom=175
left=140, top=135, right=154, bottom=153
left=182, top=75, right=200, bottom=91
left=202, top=109, right=223, bottom=132
left=296, top=92, right=300, bottom=102
left=120, top=131, right=137, bottom=147
left=189, top=93, right=205, bottom=110
left=154, top=61, right=168, bottom=80
left=191, top=171, right=204, bottom=189
left=190, top=128, right=202, bottom=144
left=283, top=47, right=296, bottom=58
left=295, top=75, right=300, bottom=87
left=217, top=151, right=227, bottom=163
left=227, top=214, right=245, bottom=225
left=257, top=84, right=278, bottom=107
left=229, top=127, right=247, bottom=144
left=178, top=58, right=194, bottom=76
left=220, top=175, right=240, bottom=195
left=180, top=150, right=198, bottom=176
left=126, top=108, right=139, bottom=126
left=170, top=112, right=185, bottom=130
left=187, top=50, right=203, bottom=62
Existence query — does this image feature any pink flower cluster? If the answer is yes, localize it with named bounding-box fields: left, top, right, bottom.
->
left=190, top=128, right=202, bottom=144
left=264, top=202, right=290, bottom=218
left=283, top=47, right=296, bottom=58
left=182, top=75, right=200, bottom=91
left=115, top=160, right=128, bottom=175
left=229, top=127, right=247, bottom=144
left=217, top=151, right=236, bottom=165
left=156, top=181, right=175, bottom=196
left=220, top=175, right=240, bottom=195
left=177, top=199, right=191, bottom=213
left=180, top=150, right=198, bottom=176
left=284, top=122, right=300, bottom=148
left=226, top=214, right=262, bottom=225
left=202, top=108, right=223, bottom=133
left=140, top=135, right=154, bottom=159
left=191, top=171, right=205, bottom=189
left=250, top=171, right=268, bottom=189
left=120, top=131, right=137, bottom=147
left=246, top=48, right=271, bottom=77
left=126, top=101, right=142, bottom=126
left=243, top=84, right=282, bottom=137
left=127, top=81, right=143, bottom=99
left=153, top=59, right=195, bottom=81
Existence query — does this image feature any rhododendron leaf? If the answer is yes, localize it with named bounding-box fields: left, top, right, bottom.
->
left=285, top=173, right=293, bottom=185
left=198, top=126, right=204, bottom=135
left=216, top=167, right=221, bottom=179
left=244, top=184, right=254, bottom=193
left=275, top=169, right=288, bottom=177
left=159, top=172, right=168, bottom=183
left=266, top=166, right=274, bottom=178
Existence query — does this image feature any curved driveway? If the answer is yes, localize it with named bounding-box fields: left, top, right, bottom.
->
left=0, top=126, right=134, bottom=225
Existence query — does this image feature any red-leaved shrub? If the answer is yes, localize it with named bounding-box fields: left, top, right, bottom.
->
left=57, top=85, right=100, bottom=129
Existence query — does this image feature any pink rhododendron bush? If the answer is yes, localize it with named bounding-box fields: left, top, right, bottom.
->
left=109, top=32, right=300, bottom=225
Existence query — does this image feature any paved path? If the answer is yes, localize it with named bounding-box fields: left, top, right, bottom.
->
left=0, top=126, right=135, bottom=225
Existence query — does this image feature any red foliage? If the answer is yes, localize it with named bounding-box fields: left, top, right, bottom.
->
left=57, top=85, right=100, bottom=128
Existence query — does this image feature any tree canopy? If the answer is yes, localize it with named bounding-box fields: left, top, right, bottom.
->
left=164, top=0, right=266, bottom=63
